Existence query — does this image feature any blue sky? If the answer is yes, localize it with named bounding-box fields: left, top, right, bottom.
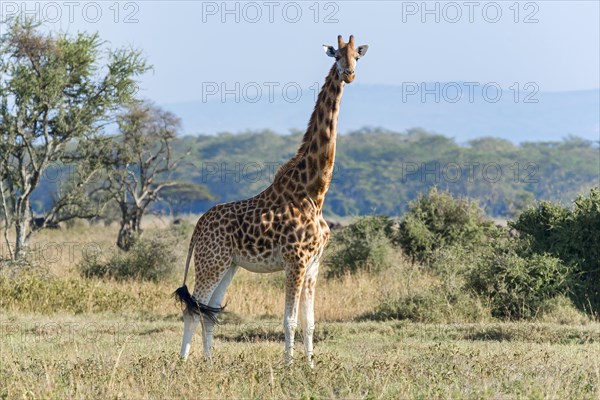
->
left=4, top=1, right=599, bottom=105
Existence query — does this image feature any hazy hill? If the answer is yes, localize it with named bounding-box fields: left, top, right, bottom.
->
left=163, top=86, right=599, bottom=143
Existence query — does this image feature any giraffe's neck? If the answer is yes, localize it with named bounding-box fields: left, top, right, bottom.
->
left=274, top=64, right=344, bottom=209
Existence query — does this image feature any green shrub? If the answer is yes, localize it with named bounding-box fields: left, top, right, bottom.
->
left=429, top=244, right=481, bottom=283
left=510, top=200, right=571, bottom=256
left=324, top=215, right=397, bottom=278
left=79, top=228, right=181, bottom=281
left=397, top=187, right=497, bottom=264
left=511, top=187, right=600, bottom=314
left=467, top=240, right=571, bottom=319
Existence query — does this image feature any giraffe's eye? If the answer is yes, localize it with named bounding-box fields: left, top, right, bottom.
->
left=335, top=56, right=341, bottom=61
left=355, top=57, right=360, bottom=61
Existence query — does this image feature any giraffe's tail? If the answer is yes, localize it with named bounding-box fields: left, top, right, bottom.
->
left=173, top=234, right=225, bottom=323
left=173, top=285, right=225, bottom=324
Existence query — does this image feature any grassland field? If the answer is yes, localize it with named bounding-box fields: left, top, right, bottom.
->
left=1, top=218, right=599, bottom=399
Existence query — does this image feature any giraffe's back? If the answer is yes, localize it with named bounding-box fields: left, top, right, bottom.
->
left=191, top=186, right=329, bottom=272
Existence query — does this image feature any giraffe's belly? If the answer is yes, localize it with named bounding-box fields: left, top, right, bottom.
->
left=233, top=252, right=284, bottom=273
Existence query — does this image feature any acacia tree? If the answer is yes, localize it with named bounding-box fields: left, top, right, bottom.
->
left=102, top=102, right=190, bottom=250
left=0, top=19, right=148, bottom=260
left=160, top=181, right=215, bottom=217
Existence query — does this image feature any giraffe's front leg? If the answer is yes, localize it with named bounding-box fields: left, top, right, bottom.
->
left=202, top=266, right=238, bottom=364
left=201, top=315, right=215, bottom=363
left=300, top=259, right=319, bottom=368
left=283, top=263, right=306, bottom=366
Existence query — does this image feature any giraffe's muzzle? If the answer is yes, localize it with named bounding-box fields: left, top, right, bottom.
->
left=341, top=73, right=355, bottom=83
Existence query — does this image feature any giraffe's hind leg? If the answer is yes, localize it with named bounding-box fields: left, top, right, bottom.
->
left=180, top=311, right=200, bottom=360
left=179, top=250, right=234, bottom=361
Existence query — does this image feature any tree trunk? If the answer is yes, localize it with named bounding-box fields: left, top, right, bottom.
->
left=117, top=219, right=135, bottom=251
left=134, top=208, right=144, bottom=235
left=0, top=180, right=14, bottom=260
left=13, top=196, right=31, bottom=260
left=117, top=206, right=145, bottom=251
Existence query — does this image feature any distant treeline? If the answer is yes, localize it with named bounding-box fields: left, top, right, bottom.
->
left=33, top=128, right=599, bottom=218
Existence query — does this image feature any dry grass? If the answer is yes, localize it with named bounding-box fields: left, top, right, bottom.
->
left=2, top=221, right=438, bottom=323
left=1, top=312, right=599, bottom=399
left=226, top=262, right=435, bottom=322
left=0, top=258, right=435, bottom=324
left=1, top=215, right=178, bottom=277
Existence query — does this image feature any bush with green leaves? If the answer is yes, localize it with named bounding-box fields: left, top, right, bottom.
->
left=511, top=187, right=600, bottom=314
left=324, top=215, right=397, bottom=278
left=79, top=228, right=182, bottom=281
left=467, top=239, right=571, bottom=319
left=428, top=244, right=484, bottom=308
left=397, top=187, right=498, bottom=264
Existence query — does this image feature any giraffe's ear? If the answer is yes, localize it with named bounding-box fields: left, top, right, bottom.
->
left=356, top=45, right=369, bottom=58
left=323, top=45, right=337, bottom=58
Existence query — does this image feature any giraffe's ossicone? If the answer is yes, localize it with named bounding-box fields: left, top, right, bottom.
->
left=175, top=35, right=369, bottom=367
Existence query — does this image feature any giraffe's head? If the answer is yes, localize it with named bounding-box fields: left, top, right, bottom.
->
left=323, top=35, right=368, bottom=84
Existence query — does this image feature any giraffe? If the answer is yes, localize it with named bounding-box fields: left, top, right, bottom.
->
left=175, top=35, right=368, bottom=367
